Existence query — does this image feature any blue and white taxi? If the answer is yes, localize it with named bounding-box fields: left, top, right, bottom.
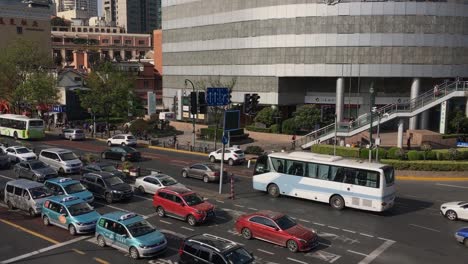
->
left=455, top=227, right=468, bottom=247
left=44, top=177, right=94, bottom=203
left=42, top=196, right=100, bottom=235
left=95, top=211, right=167, bottom=259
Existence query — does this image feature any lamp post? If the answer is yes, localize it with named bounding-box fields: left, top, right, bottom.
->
left=369, top=84, right=375, bottom=162
left=184, top=79, right=196, bottom=148
left=334, top=114, right=337, bottom=156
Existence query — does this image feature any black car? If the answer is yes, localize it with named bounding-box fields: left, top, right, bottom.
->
left=101, top=146, right=141, bottom=162
left=179, top=234, right=254, bottom=264
left=80, top=172, right=133, bottom=203
left=81, top=162, right=125, bottom=178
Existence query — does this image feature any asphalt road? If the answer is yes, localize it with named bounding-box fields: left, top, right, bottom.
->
left=0, top=135, right=467, bottom=264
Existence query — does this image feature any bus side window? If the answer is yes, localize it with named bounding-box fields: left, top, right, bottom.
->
left=307, top=163, right=318, bottom=178
left=330, top=166, right=345, bottom=182
left=317, top=164, right=330, bottom=180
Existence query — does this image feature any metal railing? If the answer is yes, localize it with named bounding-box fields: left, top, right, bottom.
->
left=295, top=80, right=468, bottom=148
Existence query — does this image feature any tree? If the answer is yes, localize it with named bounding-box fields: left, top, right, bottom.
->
left=254, top=107, right=279, bottom=127
left=293, top=105, right=321, bottom=131
left=449, top=110, right=468, bottom=134
left=78, top=62, right=135, bottom=137
left=16, top=72, right=59, bottom=110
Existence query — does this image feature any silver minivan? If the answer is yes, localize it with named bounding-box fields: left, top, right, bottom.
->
left=39, top=148, right=83, bottom=175
left=4, top=179, right=53, bottom=216
left=62, top=129, right=85, bottom=141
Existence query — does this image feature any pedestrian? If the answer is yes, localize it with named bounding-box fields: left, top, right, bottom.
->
left=173, top=134, right=178, bottom=146
left=433, top=85, right=439, bottom=97
left=407, top=134, right=412, bottom=150
left=291, top=134, right=296, bottom=149
left=89, top=124, right=94, bottom=136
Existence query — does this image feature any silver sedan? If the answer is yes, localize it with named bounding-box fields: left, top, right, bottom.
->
left=134, top=173, right=185, bottom=194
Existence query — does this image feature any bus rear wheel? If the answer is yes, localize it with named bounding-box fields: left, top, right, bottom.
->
left=267, top=184, right=280, bottom=198
left=330, top=195, right=345, bottom=210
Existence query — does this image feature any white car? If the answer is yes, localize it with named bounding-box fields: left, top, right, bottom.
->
left=107, top=134, right=137, bottom=146
left=134, top=173, right=185, bottom=194
left=209, top=147, right=245, bottom=166
left=1, top=146, right=37, bottom=162
left=440, top=201, right=468, bottom=221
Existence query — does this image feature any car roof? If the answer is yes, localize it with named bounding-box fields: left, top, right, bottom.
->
left=41, top=148, right=73, bottom=154
left=45, top=177, right=78, bottom=186
left=47, top=195, right=84, bottom=206
left=161, top=186, right=192, bottom=195
left=101, top=211, right=143, bottom=225
left=186, top=234, right=239, bottom=253
left=6, top=179, right=44, bottom=189
left=251, top=210, right=285, bottom=220
left=85, top=171, right=115, bottom=178
left=114, top=134, right=133, bottom=137
left=8, top=146, right=29, bottom=150
left=22, top=160, right=44, bottom=165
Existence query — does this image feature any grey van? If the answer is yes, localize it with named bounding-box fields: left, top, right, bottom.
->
left=4, top=179, right=53, bottom=216
left=62, top=129, right=85, bottom=141
left=39, top=148, right=83, bottom=175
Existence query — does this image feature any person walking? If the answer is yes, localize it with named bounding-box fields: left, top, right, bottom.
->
left=433, top=85, right=439, bottom=97
left=407, top=134, right=412, bottom=150
left=291, top=134, right=296, bottom=149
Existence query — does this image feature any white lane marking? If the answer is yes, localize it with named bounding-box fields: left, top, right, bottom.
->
left=143, top=212, right=158, bottom=220
left=435, top=183, right=468, bottom=189
left=313, top=222, right=325, bottom=226
left=319, top=242, right=331, bottom=247
left=0, top=174, right=14, bottom=180
left=377, top=237, right=395, bottom=242
left=0, top=236, right=89, bottom=264
left=358, top=239, right=395, bottom=264
left=215, top=200, right=225, bottom=203
left=359, top=233, right=374, bottom=238
left=181, top=226, right=195, bottom=232
left=257, top=249, right=274, bottom=255
left=94, top=202, right=130, bottom=212
left=342, top=229, right=356, bottom=234
left=287, top=257, right=308, bottom=264
left=247, top=207, right=258, bottom=211
left=328, top=226, right=340, bottom=230
left=409, top=224, right=440, bottom=233
left=298, top=219, right=310, bottom=223
left=348, top=250, right=368, bottom=257
left=170, top=159, right=190, bottom=165
left=160, top=229, right=186, bottom=238
left=234, top=204, right=245, bottom=208
left=305, top=251, right=341, bottom=263
left=159, top=220, right=172, bottom=225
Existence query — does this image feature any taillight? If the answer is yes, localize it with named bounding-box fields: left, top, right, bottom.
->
left=178, top=241, right=185, bottom=256
left=214, top=171, right=220, bottom=176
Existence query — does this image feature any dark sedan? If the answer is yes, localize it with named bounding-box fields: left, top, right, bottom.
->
left=100, top=146, right=141, bottom=162
left=14, top=160, right=58, bottom=182
left=81, top=162, right=126, bottom=178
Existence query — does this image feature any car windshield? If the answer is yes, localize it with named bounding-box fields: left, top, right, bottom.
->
left=68, top=202, right=94, bottom=216
left=101, top=165, right=117, bottom=172
left=16, top=148, right=30, bottom=154
left=75, top=129, right=84, bottom=134
left=30, top=161, right=47, bottom=169
left=127, top=136, right=136, bottom=140
left=104, top=176, right=124, bottom=186
left=59, top=152, right=78, bottom=161
left=126, top=220, right=156, bottom=237
left=29, top=187, right=52, bottom=199
left=457, top=202, right=468, bottom=205
left=275, top=215, right=297, bottom=230
left=183, top=193, right=204, bottom=206
left=234, top=150, right=244, bottom=154
left=159, top=176, right=178, bottom=186
left=224, top=247, right=254, bottom=264
left=64, top=183, right=87, bottom=194
left=207, top=164, right=219, bottom=171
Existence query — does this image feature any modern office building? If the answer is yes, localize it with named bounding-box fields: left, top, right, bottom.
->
left=55, top=0, right=97, bottom=18
left=103, top=0, right=161, bottom=34
left=0, top=0, right=52, bottom=52
left=162, top=0, right=468, bottom=132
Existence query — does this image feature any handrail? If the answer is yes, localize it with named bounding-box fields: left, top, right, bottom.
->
left=295, top=80, right=468, bottom=148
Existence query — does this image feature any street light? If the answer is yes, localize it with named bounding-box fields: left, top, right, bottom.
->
left=369, top=84, right=375, bottom=162
left=184, top=79, right=196, bottom=148
left=334, top=114, right=337, bottom=156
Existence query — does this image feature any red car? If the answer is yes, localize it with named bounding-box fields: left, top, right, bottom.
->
left=153, top=186, right=215, bottom=226
left=235, top=210, right=318, bottom=252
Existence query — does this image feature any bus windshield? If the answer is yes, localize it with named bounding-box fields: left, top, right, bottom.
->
left=29, top=120, right=44, bottom=127
left=254, top=155, right=269, bottom=175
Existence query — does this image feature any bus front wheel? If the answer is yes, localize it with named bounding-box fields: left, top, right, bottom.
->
left=13, top=132, right=18, bottom=140
left=330, top=195, right=345, bottom=210
left=267, top=183, right=280, bottom=198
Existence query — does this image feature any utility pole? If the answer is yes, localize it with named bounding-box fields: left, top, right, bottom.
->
left=369, top=84, right=375, bottom=163
left=185, top=79, right=196, bottom=148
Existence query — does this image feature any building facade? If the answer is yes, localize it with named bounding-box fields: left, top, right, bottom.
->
left=51, top=24, right=152, bottom=70
left=103, top=0, right=161, bottom=34
left=56, top=0, right=98, bottom=19
left=162, top=0, right=468, bottom=130
left=0, top=0, right=52, bottom=52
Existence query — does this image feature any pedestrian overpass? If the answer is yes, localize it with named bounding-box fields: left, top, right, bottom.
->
left=295, top=80, right=468, bottom=150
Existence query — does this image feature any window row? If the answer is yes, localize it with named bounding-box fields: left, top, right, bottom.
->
left=0, top=119, right=26, bottom=130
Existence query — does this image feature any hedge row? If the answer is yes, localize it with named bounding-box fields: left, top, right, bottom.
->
left=442, top=134, right=468, bottom=139
left=246, top=125, right=271, bottom=133
left=380, top=159, right=468, bottom=171
left=311, top=144, right=387, bottom=159
left=200, top=127, right=245, bottom=140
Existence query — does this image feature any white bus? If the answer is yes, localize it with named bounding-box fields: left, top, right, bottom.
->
left=0, top=114, right=45, bottom=140
left=253, top=152, right=395, bottom=212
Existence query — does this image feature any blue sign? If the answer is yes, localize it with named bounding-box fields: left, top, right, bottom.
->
left=222, top=135, right=228, bottom=145
left=52, top=105, right=66, bottom=113
left=457, top=141, right=468, bottom=148
left=206, top=87, right=230, bottom=106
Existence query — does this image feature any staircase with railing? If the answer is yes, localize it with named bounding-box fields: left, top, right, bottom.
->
left=296, top=80, right=468, bottom=149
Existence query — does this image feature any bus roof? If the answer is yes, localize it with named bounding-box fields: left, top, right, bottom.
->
left=0, top=114, right=42, bottom=121
left=268, top=151, right=387, bottom=170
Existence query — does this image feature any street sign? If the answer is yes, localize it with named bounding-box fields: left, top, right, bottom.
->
left=222, top=135, right=228, bottom=145
left=224, top=110, right=240, bottom=132
left=206, top=87, right=230, bottom=106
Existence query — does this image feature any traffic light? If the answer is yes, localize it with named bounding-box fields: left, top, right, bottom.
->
left=190, top=91, right=197, bottom=115
left=198, top=91, right=207, bottom=114
left=243, top=93, right=252, bottom=115
left=251, top=93, right=260, bottom=114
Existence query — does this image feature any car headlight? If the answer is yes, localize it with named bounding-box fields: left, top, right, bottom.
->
left=76, top=222, right=84, bottom=226
left=139, top=244, right=148, bottom=249
left=298, top=239, right=307, bottom=244
left=112, top=190, right=122, bottom=193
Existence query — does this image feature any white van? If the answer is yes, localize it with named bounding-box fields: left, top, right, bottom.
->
left=4, top=179, right=53, bottom=216
left=39, top=148, right=83, bottom=175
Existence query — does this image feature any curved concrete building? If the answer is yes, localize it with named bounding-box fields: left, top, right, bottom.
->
left=162, top=0, right=468, bottom=128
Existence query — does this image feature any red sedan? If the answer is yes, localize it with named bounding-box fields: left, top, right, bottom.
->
left=235, top=210, right=318, bottom=252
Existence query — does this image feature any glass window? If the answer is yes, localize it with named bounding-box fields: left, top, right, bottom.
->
left=356, top=170, right=380, bottom=188
left=103, top=177, right=123, bottom=186
left=383, top=166, right=394, bottom=186
left=224, top=247, right=254, bottom=263
left=344, top=168, right=358, bottom=184
left=253, top=155, right=269, bottom=174
left=6, top=185, right=14, bottom=193
left=286, top=160, right=305, bottom=176
left=198, top=249, right=210, bottom=261
left=14, top=187, right=23, bottom=196
left=275, top=215, right=297, bottom=230
left=29, top=187, right=52, bottom=199
left=114, top=223, right=127, bottom=235
left=182, top=193, right=203, bottom=206
left=68, top=202, right=93, bottom=216
left=307, top=163, right=318, bottom=178
left=317, top=164, right=330, bottom=180
left=64, top=183, right=86, bottom=194
left=174, top=195, right=182, bottom=204
left=49, top=202, right=60, bottom=212
left=59, top=152, right=78, bottom=161
left=127, top=220, right=155, bottom=237
left=212, top=253, right=225, bottom=264
left=271, top=157, right=285, bottom=173
left=329, top=166, right=345, bottom=182
left=183, top=244, right=198, bottom=255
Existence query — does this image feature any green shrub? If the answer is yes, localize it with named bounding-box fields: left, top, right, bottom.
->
left=359, top=148, right=370, bottom=159
left=246, top=125, right=271, bottom=133
left=270, top=124, right=279, bottom=133
left=442, top=134, right=468, bottom=139
left=387, top=147, right=400, bottom=159
left=129, top=119, right=149, bottom=135
left=448, top=148, right=462, bottom=160
left=373, top=148, right=387, bottom=160
left=245, top=145, right=264, bottom=155
left=380, top=159, right=468, bottom=171
left=253, top=107, right=278, bottom=127
left=311, top=145, right=360, bottom=158
left=407, top=150, right=422, bottom=161
left=395, top=148, right=407, bottom=160
left=81, top=153, right=99, bottom=164
left=282, top=118, right=297, bottom=135
left=200, top=127, right=224, bottom=140
left=426, top=150, right=437, bottom=160
left=436, top=151, right=446, bottom=161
